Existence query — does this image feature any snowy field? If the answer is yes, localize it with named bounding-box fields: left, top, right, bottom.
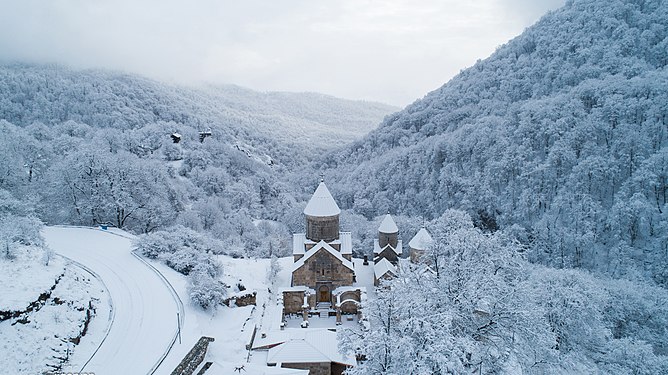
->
left=0, top=245, right=108, bottom=374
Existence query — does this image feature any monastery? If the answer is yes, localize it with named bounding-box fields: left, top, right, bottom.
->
left=281, top=179, right=434, bottom=317
left=264, top=181, right=433, bottom=375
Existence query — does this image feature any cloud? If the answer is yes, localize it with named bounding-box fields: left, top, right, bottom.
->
left=0, top=0, right=565, bottom=106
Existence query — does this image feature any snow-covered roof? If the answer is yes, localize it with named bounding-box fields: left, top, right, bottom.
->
left=373, top=239, right=403, bottom=255
left=373, top=238, right=404, bottom=255
left=294, top=232, right=352, bottom=255
left=332, top=285, right=367, bottom=295
left=292, top=233, right=306, bottom=255
left=292, top=241, right=354, bottom=272
left=303, top=182, right=341, bottom=217
left=252, top=330, right=292, bottom=350
left=378, top=214, right=398, bottom=234
left=266, top=329, right=355, bottom=366
left=409, top=228, right=433, bottom=250
left=280, top=286, right=316, bottom=296
left=340, top=231, right=352, bottom=255
left=374, top=257, right=397, bottom=279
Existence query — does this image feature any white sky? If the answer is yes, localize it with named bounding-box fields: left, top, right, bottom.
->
left=0, top=0, right=565, bottom=106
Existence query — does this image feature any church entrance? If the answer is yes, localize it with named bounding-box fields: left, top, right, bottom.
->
left=318, top=284, right=331, bottom=304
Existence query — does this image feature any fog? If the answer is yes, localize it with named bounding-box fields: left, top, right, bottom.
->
left=0, top=0, right=565, bottom=106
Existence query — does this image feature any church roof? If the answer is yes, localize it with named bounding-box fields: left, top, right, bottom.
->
left=378, top=214, right=399, bottom=233
left=374, top=257, right=397, bottom=279
left=266, top=329, right=355, bottom=366
left=340, top=231, right=352, bottom=255
left=373, top=239, right=403, bottom=255
left=293, top=232, right=352, bottom=255
left=303, top=181, right=341, bottom=217
left=292, top=240, right=354, bottom=273
left=292, top=233, right=306, bottom=255
left=409, top=227, right=433, bottom=250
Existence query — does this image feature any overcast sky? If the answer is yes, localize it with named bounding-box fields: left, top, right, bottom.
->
left=0, top=0, right=565, bottom=106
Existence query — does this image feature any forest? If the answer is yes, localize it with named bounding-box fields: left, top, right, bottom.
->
left=331, top=0, right=668, bottom=373
left=1, top=0, right=667, bottom=373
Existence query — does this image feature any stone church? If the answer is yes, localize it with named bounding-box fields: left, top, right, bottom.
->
left=282, top=181, right=363, bottom=321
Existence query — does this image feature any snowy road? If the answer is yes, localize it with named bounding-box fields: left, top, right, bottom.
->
left=43, top=227, right=180, bottom=375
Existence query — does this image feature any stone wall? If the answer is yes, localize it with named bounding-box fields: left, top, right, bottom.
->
left=292, top=249, right=354, bottom=291
left=283, top=291, right=306, bottom=314
left=410, top=247, right=425, bottom=263
left=338, top=290, right=361, bottom=314
left=306, top=215, right=339, bottom=242
left=171, top=336, right=215, bottom=375
left=283, top=362, right=331, bottom=375
left=378, top=231, right=398, bottom=249
left=223, top=291, right=257, bottom=307
left=375, top=247, right=398, bottom=264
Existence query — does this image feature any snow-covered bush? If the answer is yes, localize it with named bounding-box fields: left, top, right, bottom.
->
left=0, top=189, right=44, bottom=260
left=135, top=225, right=227, bottom=309
left=187, top=266, right=227, bottom=310
left=135, top=225, right=222, bottom=266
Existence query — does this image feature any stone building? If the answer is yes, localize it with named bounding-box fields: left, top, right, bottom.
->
left=409, top=227, right=433, bottom=263
left=373, top=257, right=397, bottom=286
left=373, top=213, right=402, bottom=265
left=283, top=181, right=363, bottom=321
left=254, top=329, right=355, bottom=375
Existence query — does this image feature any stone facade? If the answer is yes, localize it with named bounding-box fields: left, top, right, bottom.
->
left=282, top=290, right=316, bottom=315
left=374, top=272, right=395, bottom=287
left=292, top=248, right=354, bottom=295
left=378, top=231, right=398, bottom=249
left=282, top=362, right=331, bottom=375
left=337, top=290, right=361, bottom=314
left=410, top=247, right=426, bottom=263
left=223, top=291, right=257, bottom=307
left=375, top=246, right=399, bottom=265
left=306, top=215, right=340, bottom=242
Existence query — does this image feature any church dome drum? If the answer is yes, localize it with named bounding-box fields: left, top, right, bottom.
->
left=378, top=214, right=399, bottom=249
left=304, top=181, right=341, bottom=242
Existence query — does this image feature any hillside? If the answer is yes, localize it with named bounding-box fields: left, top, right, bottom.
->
left=0, top=64, right=396, bottom=158
left=0, top=64, right=395, bottom=248
left=320, top=0, right=668, bottom=284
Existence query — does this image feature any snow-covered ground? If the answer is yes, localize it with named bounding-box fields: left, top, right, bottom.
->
left=153, top=255, right=294, bottom=373
left=0, top=245, right=108, bottom=374
left=26, top=226, right=375, bottom=374
left=43, top=226, right=181, bottom=375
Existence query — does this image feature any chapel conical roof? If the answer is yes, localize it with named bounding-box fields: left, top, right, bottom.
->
left=303, top=181, right=341, bottom=217
left=409, top=227, right=433, bottom=250
left=378, top=214, right=399, bottom=234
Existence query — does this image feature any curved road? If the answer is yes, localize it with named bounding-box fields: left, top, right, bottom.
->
left=43, top=227, right=179, bottom=375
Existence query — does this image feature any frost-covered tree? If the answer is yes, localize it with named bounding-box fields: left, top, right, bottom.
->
left=346, top=210, right=668, bottom=374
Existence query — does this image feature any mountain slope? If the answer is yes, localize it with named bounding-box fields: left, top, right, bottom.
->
left=0, top=64, right=396, bottom=242
left=0, top=64, right=397, bottom=158
left=321, top=0, right=668, bottom=283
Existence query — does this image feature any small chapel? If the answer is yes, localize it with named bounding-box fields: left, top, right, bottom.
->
left=268, top=181, right=437, bottom=374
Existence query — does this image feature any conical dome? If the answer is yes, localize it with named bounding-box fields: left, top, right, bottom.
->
left=304, top=182, right=341, bottom=217
left=378, top=214, right=399, bottom=234
left=409, top=228, right=433, bottom=250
